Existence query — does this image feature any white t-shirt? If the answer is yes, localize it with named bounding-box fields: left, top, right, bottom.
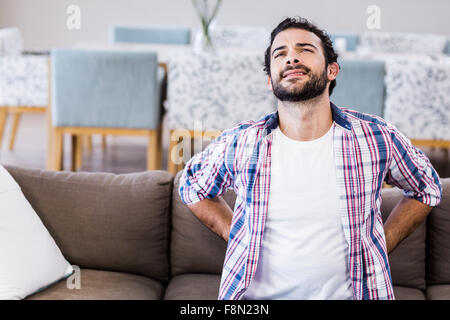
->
left=243, top=123, right=353, bottom=300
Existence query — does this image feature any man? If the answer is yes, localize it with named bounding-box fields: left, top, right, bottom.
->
left=178, top=17, right=442, bottom=300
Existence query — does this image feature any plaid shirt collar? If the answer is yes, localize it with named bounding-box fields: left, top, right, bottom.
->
left=263, top=102, right=353, bottom=134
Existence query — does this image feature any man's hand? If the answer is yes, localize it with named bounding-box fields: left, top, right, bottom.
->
left=384, top=197, right=433, bottom=253
left=187, top=196, right=233, bottom=242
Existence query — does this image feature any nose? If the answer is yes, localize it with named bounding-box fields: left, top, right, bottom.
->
left=285, top=51, right=302, bottom=66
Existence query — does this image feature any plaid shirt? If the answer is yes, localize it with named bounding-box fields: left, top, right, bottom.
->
left=179, top=103, right=442, bottom=300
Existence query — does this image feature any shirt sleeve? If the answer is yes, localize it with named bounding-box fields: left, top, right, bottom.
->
left=178, top=132, right=235, bottom=206
left=385, top=126, right=442, bottom=207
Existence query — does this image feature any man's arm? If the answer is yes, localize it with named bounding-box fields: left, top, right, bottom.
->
left=382, top=125, right=442, bottom=253
left=383, top=197, right=432, bottom=253
left=178, top=131, right=236, bottom=242
left=188, top=197, right=233, bottom=242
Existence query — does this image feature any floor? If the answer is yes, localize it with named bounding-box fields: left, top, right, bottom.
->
left=0, top=113, right=168, bottom=174
left=0, top=112, right=449, bottom=179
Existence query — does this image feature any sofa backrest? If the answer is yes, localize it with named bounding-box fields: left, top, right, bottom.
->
left=380, top=187, right=427, bottom=290
left=173, top=171, right=435, bottom=290
left=5, top=165, right=173, bottom=284
left=426, top=178, right=450, bottom=285
left=170, top=171, right=235, bottom=276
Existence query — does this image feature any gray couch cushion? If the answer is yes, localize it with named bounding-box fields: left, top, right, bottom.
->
left=393, top=286, right=426, bottom=300
left=164, top=274, right=221, bottom=300
left=425, top=285, right=450, bottom=300
left=426, top=178, right=450, bottom=285
left=26, top=269, right=164, bottom=300
left=5, top=165, right=173, bottom=283
left=170, top=172, right=236, bottom=276
left=380, top=187, right=427, bottom=290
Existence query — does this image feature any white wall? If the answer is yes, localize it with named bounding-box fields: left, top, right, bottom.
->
left=0, top=0, right=449, bottom=50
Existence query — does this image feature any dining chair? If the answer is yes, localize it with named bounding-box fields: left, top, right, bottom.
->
left=331, top=59, right=385, bottom=118
left=165, top=50, right=276, bottom=174
left=384, top=57, right=450, bottom=147
left=49, top=48, right=164, bottom=171
left=0, top=27, right=49, bottom=152
left=100, top=26, right=190, bottom=156
left=110, top=26, right=191, bottom=45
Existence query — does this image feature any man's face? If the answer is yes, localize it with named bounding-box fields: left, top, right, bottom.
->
left=269, top=28, right=332, bottom=102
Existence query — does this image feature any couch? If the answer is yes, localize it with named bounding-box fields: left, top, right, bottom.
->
left=3, top=165, right=449, bottom=300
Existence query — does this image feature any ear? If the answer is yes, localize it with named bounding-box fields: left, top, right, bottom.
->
left=268, top=76, right=273, bottom=91
left=327, top=62, right=339, bottom=81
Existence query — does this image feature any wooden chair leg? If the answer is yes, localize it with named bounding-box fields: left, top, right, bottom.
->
left=167, top=130, right=180, bottom=175
left=442, top=147, right=449, bottom=163
left=101, top=134, right=107, bottom=152
left=147, top=130, right=160, bottom=171
left=71, top=135, right=78, bottom=171
left=50, top=127, right=63, bottom=171
left=71, top=134, right=83, bottom=171
left=155, top=126, right=163, bottom=170
left=0, top=108, right=7, bottom=150
left=8, top=112, right=21, bottom=150
left=85, top=135, right=93, bottom=154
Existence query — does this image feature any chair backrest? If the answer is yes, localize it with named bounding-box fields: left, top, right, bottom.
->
left=0, top=55, right=48, bottom=107
left=358, top=31, right=447, bottom=55
left=51, top=48, right=161, bottom=129
left=110, top=26, right=191, bottom=45
left=329, top=33, right=359, bottom=52
left=383, top=57, right=450, bottom=140
left=165, top=50, right=276, bottom=131
left=205, top=25, right=271, bottom=49
left=331, top=59, right=385, bottom=117
left=0, top=27, right=23, bottom=56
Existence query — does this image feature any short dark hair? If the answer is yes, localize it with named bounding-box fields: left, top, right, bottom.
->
left=264, top=17, right=339, bottom=96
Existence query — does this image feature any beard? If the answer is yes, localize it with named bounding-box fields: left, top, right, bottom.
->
left=272, top=66, right=328, bottom=102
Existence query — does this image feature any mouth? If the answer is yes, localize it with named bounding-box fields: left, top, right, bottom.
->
left=283, top=69, right=309, bottom=79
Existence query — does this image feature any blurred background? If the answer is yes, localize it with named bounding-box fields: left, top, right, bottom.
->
left=1, top=0, right=449, bottom=49
left=0, top=0, right=449, bottom=177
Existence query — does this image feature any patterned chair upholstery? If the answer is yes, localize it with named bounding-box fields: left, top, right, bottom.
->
left=0, top=56, right=49, bottom=107
left=110, top=26, right=191, bottom=45
left=331, top=59, right=385, bottom=117
left=358, top=32, right=448, bottom=55
left=49, top=49, right=165, bottom=171
left=0, top=28, right=48, bottom=151
left=384, top=57, right=450, bottom=141
left=165, top=50, right=276, bottom=173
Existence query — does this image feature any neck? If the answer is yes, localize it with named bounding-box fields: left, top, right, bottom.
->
left=277, top=93, right=333, bottom=141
